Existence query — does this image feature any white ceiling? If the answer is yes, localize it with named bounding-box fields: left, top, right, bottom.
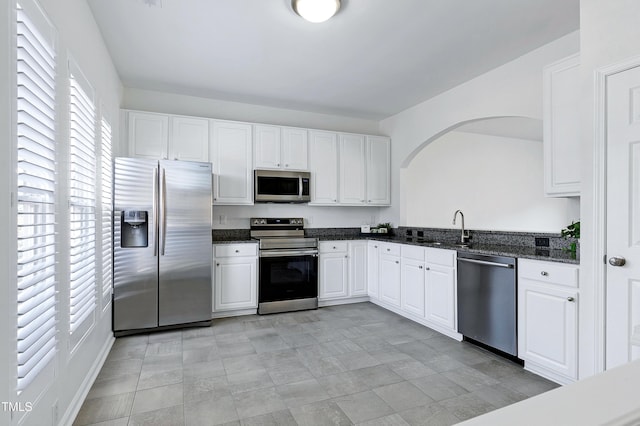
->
left=87, top=0, right=579, bottom=120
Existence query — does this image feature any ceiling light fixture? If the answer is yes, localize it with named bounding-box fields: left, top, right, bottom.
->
left=292, top=0, right=341, bottom=23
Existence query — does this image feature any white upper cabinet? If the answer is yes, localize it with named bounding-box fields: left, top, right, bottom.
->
left=366, top=136, right=391, bottom=205
left=309, top=130, right=339, bottom=204
left=170, top=116, right=209, bottom=162
left=282, top=127, right=308, bottom=170
left=543, top=53, right=581, bottom=197
left=254, top=125, right=282, bottom=169
left=254, top=125, right=308, bottom=170
left=128, top=111, right=169, bottom=159
left=127, top=111, right=209, bottom=162
left=210, top=120, right=253, bottom=205
left=339, top=134, right=366, bottom=205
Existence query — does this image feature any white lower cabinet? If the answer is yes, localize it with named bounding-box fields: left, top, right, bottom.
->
left=319, top=246, right=349, bottom=300
left=349, top=241, right=368, bottom=296
left=401, top=257, right=426, bottom=317
left=378, top=243, right=401, bottom=308
left=367, top=241, right=380, bottom=299
left=425, top=248, right=456, bottom=332
left=518, top=259, right=579, bottom=384
left=319, top=241, right=368, bottom=301
left=425, top=264, right=456, bottom=330
left=213, top=244, right=258, bottom=311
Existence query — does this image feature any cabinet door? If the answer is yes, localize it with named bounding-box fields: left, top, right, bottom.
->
left=367, top=242, right=380, bottom=299
left=518, top=279, right=577, bottom=379
left=211, top=120, right=253, bottom=205
left=319, top=252, right=348, bottom=299
left=543, top=54, right=581, bottom=196
left=128, top=111, right=169, bottom=159
left=401, top=258, right=425, bottom=317
left=309, top=130, right=338, bottom=204
left=425, top=264, right=456, bottom=331
left=254, top=125, right=282, bottom=169
left=366, top=136, right=391, bottom=205
left=169, top=116, right=209, bottom=162
left=214, top=257, right=257, bottom=311
left=349, top=242, right=368, bottom=297
left=379, top=254, right=401, bottom=307
left=282, top=127, right=308, bottom=170
left=339, top=134, right=366, bottom=205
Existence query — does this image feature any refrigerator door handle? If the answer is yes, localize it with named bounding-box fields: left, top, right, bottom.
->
left=153, top=166, right=158, bottom=256
left=161, top=167, right=167, bottom=256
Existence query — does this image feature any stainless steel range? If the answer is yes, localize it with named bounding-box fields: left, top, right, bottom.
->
left=251, top=218, right=318, bottom=314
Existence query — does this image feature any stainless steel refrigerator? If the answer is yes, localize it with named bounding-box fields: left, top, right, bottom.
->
left=113, top=158, right=212, bottom=335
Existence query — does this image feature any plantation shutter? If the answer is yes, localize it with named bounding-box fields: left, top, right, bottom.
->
left=101, top=117, right=113, bottom=307
left=68, top=66, right=96, bottom=334
left=16, top=2, right=58, bottom=393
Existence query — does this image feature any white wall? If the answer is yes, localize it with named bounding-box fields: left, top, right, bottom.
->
left=404, top=131, right=577, bottom=232
left=124, top=88, right=385, bottom=229
left=123, top=88, right=380, bottom=135
left=0, top=1, right=122, bottom=425
left=578, top=0, right=640, bottom=379
left=378, top=31, right=580, bottom=228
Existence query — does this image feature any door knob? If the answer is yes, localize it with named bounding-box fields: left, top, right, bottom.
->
left=609, top=256, right=626, bottom=267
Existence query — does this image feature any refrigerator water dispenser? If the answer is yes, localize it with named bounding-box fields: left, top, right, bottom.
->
left=121, top=210, right=148, bottom=248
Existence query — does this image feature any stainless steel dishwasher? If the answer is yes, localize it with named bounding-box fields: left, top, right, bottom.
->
left=457, top=252, right=517, bottom=356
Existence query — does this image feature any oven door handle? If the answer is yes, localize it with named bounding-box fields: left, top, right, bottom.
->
left=260, top=249, right=319, bottom=258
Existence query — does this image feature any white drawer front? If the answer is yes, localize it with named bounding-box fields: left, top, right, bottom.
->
left=319, top=241, right=348, bottom=253
left=214, top=243, right=258, bottom=258
left=379, top=242, right=401, bottom=257
left=425, top=248, right=456, bottom=267
left=401, top=245, right=425, bottom=261
left=519, top=259, right=578, bottom=288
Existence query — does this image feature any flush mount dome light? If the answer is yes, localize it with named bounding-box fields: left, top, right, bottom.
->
left=292, top=0, right=341, bottom=23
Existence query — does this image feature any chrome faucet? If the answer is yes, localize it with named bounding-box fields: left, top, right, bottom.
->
left=452, top=210, right=470, bottom=244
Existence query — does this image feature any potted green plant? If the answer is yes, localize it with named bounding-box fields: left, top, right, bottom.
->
left=561, top=221, right=580, bottom=253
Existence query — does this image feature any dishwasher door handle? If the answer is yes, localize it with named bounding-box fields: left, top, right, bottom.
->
left=458, top=258, right=514, bottom=268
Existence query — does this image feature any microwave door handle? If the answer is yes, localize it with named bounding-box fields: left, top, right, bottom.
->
left=299, top=176, right=303, bottom=199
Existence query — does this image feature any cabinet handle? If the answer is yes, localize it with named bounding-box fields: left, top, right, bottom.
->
left=540, top=271, right=549, bottom=276
left=334, top=199, right=337, bottom=202
left=285, top=164, right=289, bottom=167
left=277, top=163, right=280, bottom=167
left=216, top=263, right=220, bottom=267
left=419, top=265, right=423, bottom=269
left=426, top=267, right=430, bottom=271
left=395, top=260, right=399, bottom=264
left=567, top=297, right=575, bottom=302
left=345, top=255, right=348, bottom=258
left=374, top=245, right=378, bottom=248
left=333, top=246, right=336, bottom=249
left=387, top=248, right=391, bottom=252
left=235, top=249, right=240, bottom=253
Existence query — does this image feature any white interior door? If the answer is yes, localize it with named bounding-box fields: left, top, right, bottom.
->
left=606, top=65, right=640, bottom=368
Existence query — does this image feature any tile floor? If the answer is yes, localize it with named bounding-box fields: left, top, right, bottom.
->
left=73, top=302, right=558, bottom=426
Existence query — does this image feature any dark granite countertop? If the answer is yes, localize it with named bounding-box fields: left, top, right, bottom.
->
left=212, top=232, right=579, bottom=264
left=318, top=235, right=579, bottom=265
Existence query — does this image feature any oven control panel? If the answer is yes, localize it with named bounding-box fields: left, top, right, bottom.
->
left=250, top=217, right=304, bottom=227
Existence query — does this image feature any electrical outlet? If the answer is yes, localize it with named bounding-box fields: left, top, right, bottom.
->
left=535, top=237, right=550, bottom=247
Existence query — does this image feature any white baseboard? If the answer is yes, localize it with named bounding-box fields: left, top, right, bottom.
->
left=523, top=360, right=577, bottom=386
left=60, top=335, right=115, bottom=426
left=369, top=298, right=463, bottom=342
left=211, top=308, right=257, bottom=318
left=318, top=296, right=370, bottom=307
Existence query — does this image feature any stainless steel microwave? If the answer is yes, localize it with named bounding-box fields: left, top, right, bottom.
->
left=254, top=170, right=311, bottom=203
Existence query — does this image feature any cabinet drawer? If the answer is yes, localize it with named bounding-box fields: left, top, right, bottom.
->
left=319, top=241, right=348, bottom=253
left=401, top=245, right=425, bottom=261
left=425, top=248, right=456, bottom=267
left=214, top=243, right=258, bottom=258
left=519, top=259, right=578, bottom=288
left=379, top=242, right=400, bottom=257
